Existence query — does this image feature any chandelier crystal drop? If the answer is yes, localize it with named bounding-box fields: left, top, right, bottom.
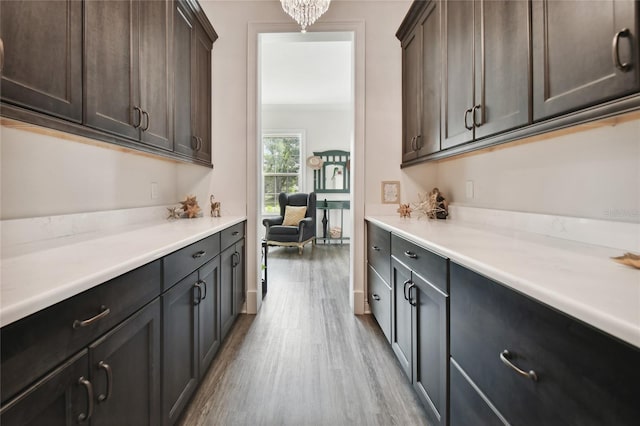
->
left=280, top=0, right=331, bottom=33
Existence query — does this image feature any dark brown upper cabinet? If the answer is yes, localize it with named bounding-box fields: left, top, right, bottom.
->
left=0, top=0, right=83, bottom=122
left=442, top=0, right=530, bottom=150
left=174, top=0, right=214, bottom=164
left=532, top=0, right=640, bottom=121
left=398, top=1, right=441, bottom=164
left=85, top=0, right=172, bottom=151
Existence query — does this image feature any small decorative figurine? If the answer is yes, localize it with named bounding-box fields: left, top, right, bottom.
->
left=397, top=203, right=412, bottom=218
left=210, top=195, right=221, bottom=217
left=180, top=195, right=202, bottom=219
left=167, top=207, right=181, bottom=220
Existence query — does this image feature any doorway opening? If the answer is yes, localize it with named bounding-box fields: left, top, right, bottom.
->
left=258, top=31, right=355, bottom=304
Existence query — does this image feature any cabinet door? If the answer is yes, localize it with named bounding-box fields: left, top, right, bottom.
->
left=233, top=239, right=246, bottom=315
left=401, top=24, right=422, bottom=163
left=198, top=257, right=221, bottom=378
left=220, top=246, right=236, bottom=341
left=391, top=258, right=413, bottom=380
left=412, top=272, right=448, bottom=426
left=173, top=0, right=196, bottom=158
left=417, top=1, right=441, bottom=158
left=90, top=299, right=161, bottom=426
left=442, top=0, right=475, bottom=149
left=193, top=21, right=213, bottom=163
left=139, top=0, right=172, bottom=150
left=474, top=0, right=530, bottom=139
left=0, top=0, right=82, bottom=122
left=162, top=272, right=198, bottom=426
left=532, top=0, right=639, bottom=120
left=85, top=0, right=140, bottom=140
left=450, top=359, right=505, bottom=426
left=0, top=351, right=89, bottom=426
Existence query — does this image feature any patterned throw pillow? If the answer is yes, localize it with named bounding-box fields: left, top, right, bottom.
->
left=282, top=206, right=307, bottom=226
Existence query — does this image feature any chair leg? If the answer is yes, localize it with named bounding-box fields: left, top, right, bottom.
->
left=298, top=245, right=303, bottom=255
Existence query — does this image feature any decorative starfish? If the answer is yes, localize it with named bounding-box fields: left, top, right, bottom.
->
left=167, top=207, right=181, bottom=220
left=397, top=203, right=412, bottom=218
left=180, top=195, right=198, bottom=212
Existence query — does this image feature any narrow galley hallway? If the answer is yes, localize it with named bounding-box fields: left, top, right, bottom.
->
left=179, top=245, right=430, bottom=425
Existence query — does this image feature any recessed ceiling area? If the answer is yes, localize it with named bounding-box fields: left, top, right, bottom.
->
left=260, top=32, right=354, bottom=105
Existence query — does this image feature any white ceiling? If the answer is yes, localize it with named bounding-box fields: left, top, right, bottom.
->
left=260, top=32, right=354, bottom=105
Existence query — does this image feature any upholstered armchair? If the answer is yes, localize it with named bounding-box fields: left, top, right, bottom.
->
left=263, top=192, right=317, bottom=254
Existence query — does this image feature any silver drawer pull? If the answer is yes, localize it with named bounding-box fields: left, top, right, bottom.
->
left=371, top=246, right=381, bottom=251
left=372, top=294, right=381, bottom=301
left=77, top=376, right=94, bottom=422
left=404, top=250, right=418, bottom=259
left=192, top=250, right=206, bottom=259
left=232, top=231, right=240, bottom=236
left=612, top=28, right=632, bottom=72
left=73, top=306, right=110, bottom=329
left=500, top=350, right=538, bottom=382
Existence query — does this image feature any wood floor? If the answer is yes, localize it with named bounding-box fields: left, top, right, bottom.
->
left=179, top=244, right=430, bottom=425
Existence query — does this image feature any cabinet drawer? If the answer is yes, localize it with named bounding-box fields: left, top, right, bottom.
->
left=367, top=222, right=391, bottom=281
left=391, top=234, right=448, bottom=294
left=450, top=359, right=505, bottom=426
left=1, top=260, right=161, bottom=403
left=163, top=233, right=220, bottom=290
left=450, top=262, right=640, bottom=425
left=368, top=264, right=391, bottom=342
left=221, top=222, right=244, bottom=250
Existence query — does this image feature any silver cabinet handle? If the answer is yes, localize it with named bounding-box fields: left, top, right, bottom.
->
left=192, top=250, right=206, bottom=259
left=464, top=107, right=473, bottom=130
left=193, top=282, right=202, bottom=305
left=0, top=37, right=4, bottom=73
left=191, top=135, right=199, bottom=150
left=407, top=283, right=417, bottom=306
left=415, top=134, right=422, bottom=151
left=132, top=106, right=143, bottom=129
left=232, top=251, right=240, bottom=267
left=472, top=104, right=482, bottom=127
left=404, top=250, right=418, bottom=259
left=97, top=361, right=113, bottom=402
left=500, top=350, right=538, bottom=381
left=232, top=231, right=240, bottom=236
left=195, top=136, right=203, bottom=151
left=409, top=136, right=416, bottom=152
left=612, top=28, right=632, bottom=72
left=371, top=245, right=381, bottom=251
left=403, top=279, right=412, bottom=301
left=73, top=306, right=110, bottom=329
left=372, top=294, right=381, bottom=301
left=78, top=377, right=94, bottom=422
left=141, top=110, right=150, bottom=131
left=197, top=279, right=207, bottom=300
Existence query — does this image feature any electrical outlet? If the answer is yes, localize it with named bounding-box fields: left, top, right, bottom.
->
left=151, top=182, right=159, bottom=200
left=465, top=180, right=474, bottom=199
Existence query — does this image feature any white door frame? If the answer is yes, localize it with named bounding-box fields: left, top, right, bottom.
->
left=246, top=20, right=366, bottom=314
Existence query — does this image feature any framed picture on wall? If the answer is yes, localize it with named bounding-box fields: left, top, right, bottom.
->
left=381, top=181, right=400, bottom=204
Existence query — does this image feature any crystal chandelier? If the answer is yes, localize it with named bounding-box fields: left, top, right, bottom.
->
left=280, top=0, right=331, bottom=33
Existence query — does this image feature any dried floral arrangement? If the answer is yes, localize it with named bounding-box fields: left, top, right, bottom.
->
left=397, top=203, right=412, bottom=218
left=167, top=195, right=203, bottom=220
left=413, top=188, right=448, bottom=219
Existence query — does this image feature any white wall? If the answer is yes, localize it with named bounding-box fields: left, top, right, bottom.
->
left=0, top=123, right=182, bottom=219
left=430, top=116, right=640, bottom=224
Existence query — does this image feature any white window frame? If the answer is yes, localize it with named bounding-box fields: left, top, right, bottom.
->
left=261, top=130, right=305, bottom=216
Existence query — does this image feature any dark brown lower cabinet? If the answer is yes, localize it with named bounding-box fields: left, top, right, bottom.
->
left=220, top=239, right=245, bottom=341
left=450, top=358, right=505, bottom=426
left=0, top=299, right=161, bottom=426
left=162, top=256, right=221, bottom=426
left=450, top=262, right=640, bottom=425
left=391, top=256, right=448, bottom=426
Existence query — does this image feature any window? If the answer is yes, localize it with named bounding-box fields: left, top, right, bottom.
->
left=262, top=133, right=303, bottom=214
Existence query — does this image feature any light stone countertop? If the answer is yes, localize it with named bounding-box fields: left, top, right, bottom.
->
left=0, top=215, right=246, bottom=327
left=366, top=215, right=640, bottom=348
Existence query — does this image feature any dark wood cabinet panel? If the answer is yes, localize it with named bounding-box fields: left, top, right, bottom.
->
left=418, top=1, right=441, bottom=157
left=174, top=0, right=196, bottom=157
left=412, top=272, right=448, bottom=426
left=366, top=222, right=391, bottom=283
left=401, top=26, right=422, bottom=163
left=391, top=258, right=413, bottom=380
left=442, top=0, right=474, bottom=149
left=474, top=0, right=530, bottom=139
left=193, top=20, right=213, bottom=163
left=163, top=232, right=220, bottom=291
left=391, top=234, right=447, bottom=294
left=0, top=351, right=88, bottom=426
left=90, top=299, right=161, bottom=426
left=450, top=359, right=505, bottom=426
left=233, top=239, right=246, bottom=316
left=532, top=0, right=640, bottom=121
left=0, top=0, right=82, bottom=122
left=368, top=265, right=392, bottom=343
left=220, top=245, right=237, bottom=340
left=139, top=0, right=172, bottom=150
left=84, top=0, right=140, bottom=140
left=162, top=271, right=199, bottom=426
left=450, top=262, right=640, bottom=425
left=198, top=257, right=221, bottom=379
